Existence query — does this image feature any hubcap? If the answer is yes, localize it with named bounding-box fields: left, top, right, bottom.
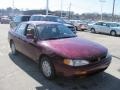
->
left=11, top=43, right=16, bottom=54
left=111, top=31, right=116, bottom=36
left=42, top=60, right=51, bottom=77
left=91, top=29, right=95, bottom=33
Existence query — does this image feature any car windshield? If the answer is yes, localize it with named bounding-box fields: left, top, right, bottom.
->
left=36, top=24, right=77, bottom=40
left=45, top=16, right=66, bottom=24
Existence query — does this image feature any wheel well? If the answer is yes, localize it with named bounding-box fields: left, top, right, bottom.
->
left=10, top=39, right=13, bottom=46
left=38, top=54, right=48, bottom=63
left=38, top=54, right=54, bottom=65
left=110, top=30, right=116, bottom=33
left=91, top=28, right=95, bottom=30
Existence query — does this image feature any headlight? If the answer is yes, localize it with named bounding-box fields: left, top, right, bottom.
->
left=106, top=52, right=111, bottom=58
left=64, top=59, right=89, bottom=66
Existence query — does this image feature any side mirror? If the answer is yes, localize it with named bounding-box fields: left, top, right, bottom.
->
left=26, top=34, right=34, bottom=39
left=26, top=34, right=38, bottom=42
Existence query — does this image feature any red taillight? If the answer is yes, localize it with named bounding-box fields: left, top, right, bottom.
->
left=81, top=25, right=85, bottom=29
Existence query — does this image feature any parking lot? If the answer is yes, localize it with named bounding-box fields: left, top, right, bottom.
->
left=0, top=24, right=120, bottom=90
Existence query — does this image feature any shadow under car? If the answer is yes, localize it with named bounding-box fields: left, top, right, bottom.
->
left=9, top=52, right=120, bottom=90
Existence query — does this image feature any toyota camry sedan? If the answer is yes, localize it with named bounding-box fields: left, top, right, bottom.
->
left=8, top=21, right=112, bottom=79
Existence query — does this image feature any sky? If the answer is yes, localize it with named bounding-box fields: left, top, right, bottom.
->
left=0, top=0, right=120, bottom=15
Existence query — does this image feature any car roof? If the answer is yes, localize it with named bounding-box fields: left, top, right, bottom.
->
left=31, top=14, right=59, bottom=17
left=23, top=21, right=61, bottom=25
left=97, top=21, right=118, bottom=24
left=105, top=22, right=118, bottom=24
left=14, top=15, right=31, bottom=17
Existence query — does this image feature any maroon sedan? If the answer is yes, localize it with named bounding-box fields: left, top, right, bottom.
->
left=8, top=21, right=112, bottom=79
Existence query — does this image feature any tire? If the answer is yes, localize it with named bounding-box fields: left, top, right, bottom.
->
left=40, top=56, right=55, bottom=80
left=75, top=26, right=78, bottom=31
left=110, top=30, right=116, bottom=36
left=10, top=41, right=17, bottom=55
left=91, top=28, right=96, bottom=33
left=10, top=24, right=13, bottom=29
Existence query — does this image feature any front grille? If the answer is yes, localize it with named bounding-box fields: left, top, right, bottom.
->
left=89, top=54, right=106, bottom=63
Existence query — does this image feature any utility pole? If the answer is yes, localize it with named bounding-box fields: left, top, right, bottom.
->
left=68, top=3, right=71, bottom=19
left=99, top=0, right=105, bottom=21
left=46, top=0, right=49, bottom=15
left=112, top=0, right=115, bottom=22
left=12, top=0, right=15, bottom=16
left=61, top=0, right=63, bottom=17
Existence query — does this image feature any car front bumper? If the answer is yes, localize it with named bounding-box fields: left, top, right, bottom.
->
left=54, top=55, right=112, bottom=77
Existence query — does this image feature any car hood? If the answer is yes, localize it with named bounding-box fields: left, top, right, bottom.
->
left=64, top=23, right=74, bottom=27
left=39, top=37, right=107, bottom=59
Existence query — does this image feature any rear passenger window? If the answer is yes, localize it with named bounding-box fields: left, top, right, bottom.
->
left=102, top=23, right=107, bottom=26
left=95, top=22, right=103, bottom=26
left=21, top=16, right=30, bottom=21
left=15, top=23, right=27, bottom=36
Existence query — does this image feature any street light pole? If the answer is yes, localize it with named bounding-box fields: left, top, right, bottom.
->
left=61, top=0, right=63, bottom=17
left=112, top=0, right=115, bottom=22
left=99, top=0, right=105, bottom=21
left=46, top=0, right=49, bottom=15
left=12, top=0, right=15, bottom=16
left=68, top=3, right=71, bottom=19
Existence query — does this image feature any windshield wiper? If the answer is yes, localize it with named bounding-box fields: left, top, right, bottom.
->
left=60, top=35, right=77, bottom=39
left=43, top=35, right=77, bottom=40
left=44, top=37, right=59, bottom=40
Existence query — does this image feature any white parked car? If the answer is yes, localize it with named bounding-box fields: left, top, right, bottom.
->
left=89, top=21, right=120, bottom=36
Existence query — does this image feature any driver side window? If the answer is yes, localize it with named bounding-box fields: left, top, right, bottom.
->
left=102, top=23, right=107, bottom=26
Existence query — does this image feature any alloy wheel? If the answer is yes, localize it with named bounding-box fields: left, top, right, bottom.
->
left=42, top=60, right=52, bottom=77
left=111, top=31, right=116, bottom=36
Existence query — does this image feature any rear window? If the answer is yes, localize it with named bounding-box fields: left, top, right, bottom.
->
left=45, top=16, right=65, bottom=23
left=30, top=16, right=44, bottom=21
left=21, top=16, right=30, bottom=21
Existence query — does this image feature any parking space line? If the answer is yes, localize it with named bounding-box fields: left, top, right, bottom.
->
left=112, top=55, right=120, bottom=60
left=0, top=52, right=3, bottom=56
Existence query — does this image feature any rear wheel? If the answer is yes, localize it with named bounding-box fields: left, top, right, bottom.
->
left=75, top=26, right=78, bottom=31
left=110, top=30, right=116, bottom=36
left=40, top=56, right=55, bottom=80
left=10, top=41, right=17, bottom=55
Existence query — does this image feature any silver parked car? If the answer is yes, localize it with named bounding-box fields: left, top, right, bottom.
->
left=89, top=21, right=120, bottom=36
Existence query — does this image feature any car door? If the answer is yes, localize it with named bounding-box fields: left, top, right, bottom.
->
left=101, top=23, right=111, bottom=33
left=94, top=22, right=103, bottom=32
left=13, top=23, right=27, bottom=54
left=22, top=24, right=41, bottom=61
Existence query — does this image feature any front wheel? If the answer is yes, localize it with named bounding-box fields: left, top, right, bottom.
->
left=40, top=56, right=55, bottom=80
left=91, top=28, right=96, bottom=33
